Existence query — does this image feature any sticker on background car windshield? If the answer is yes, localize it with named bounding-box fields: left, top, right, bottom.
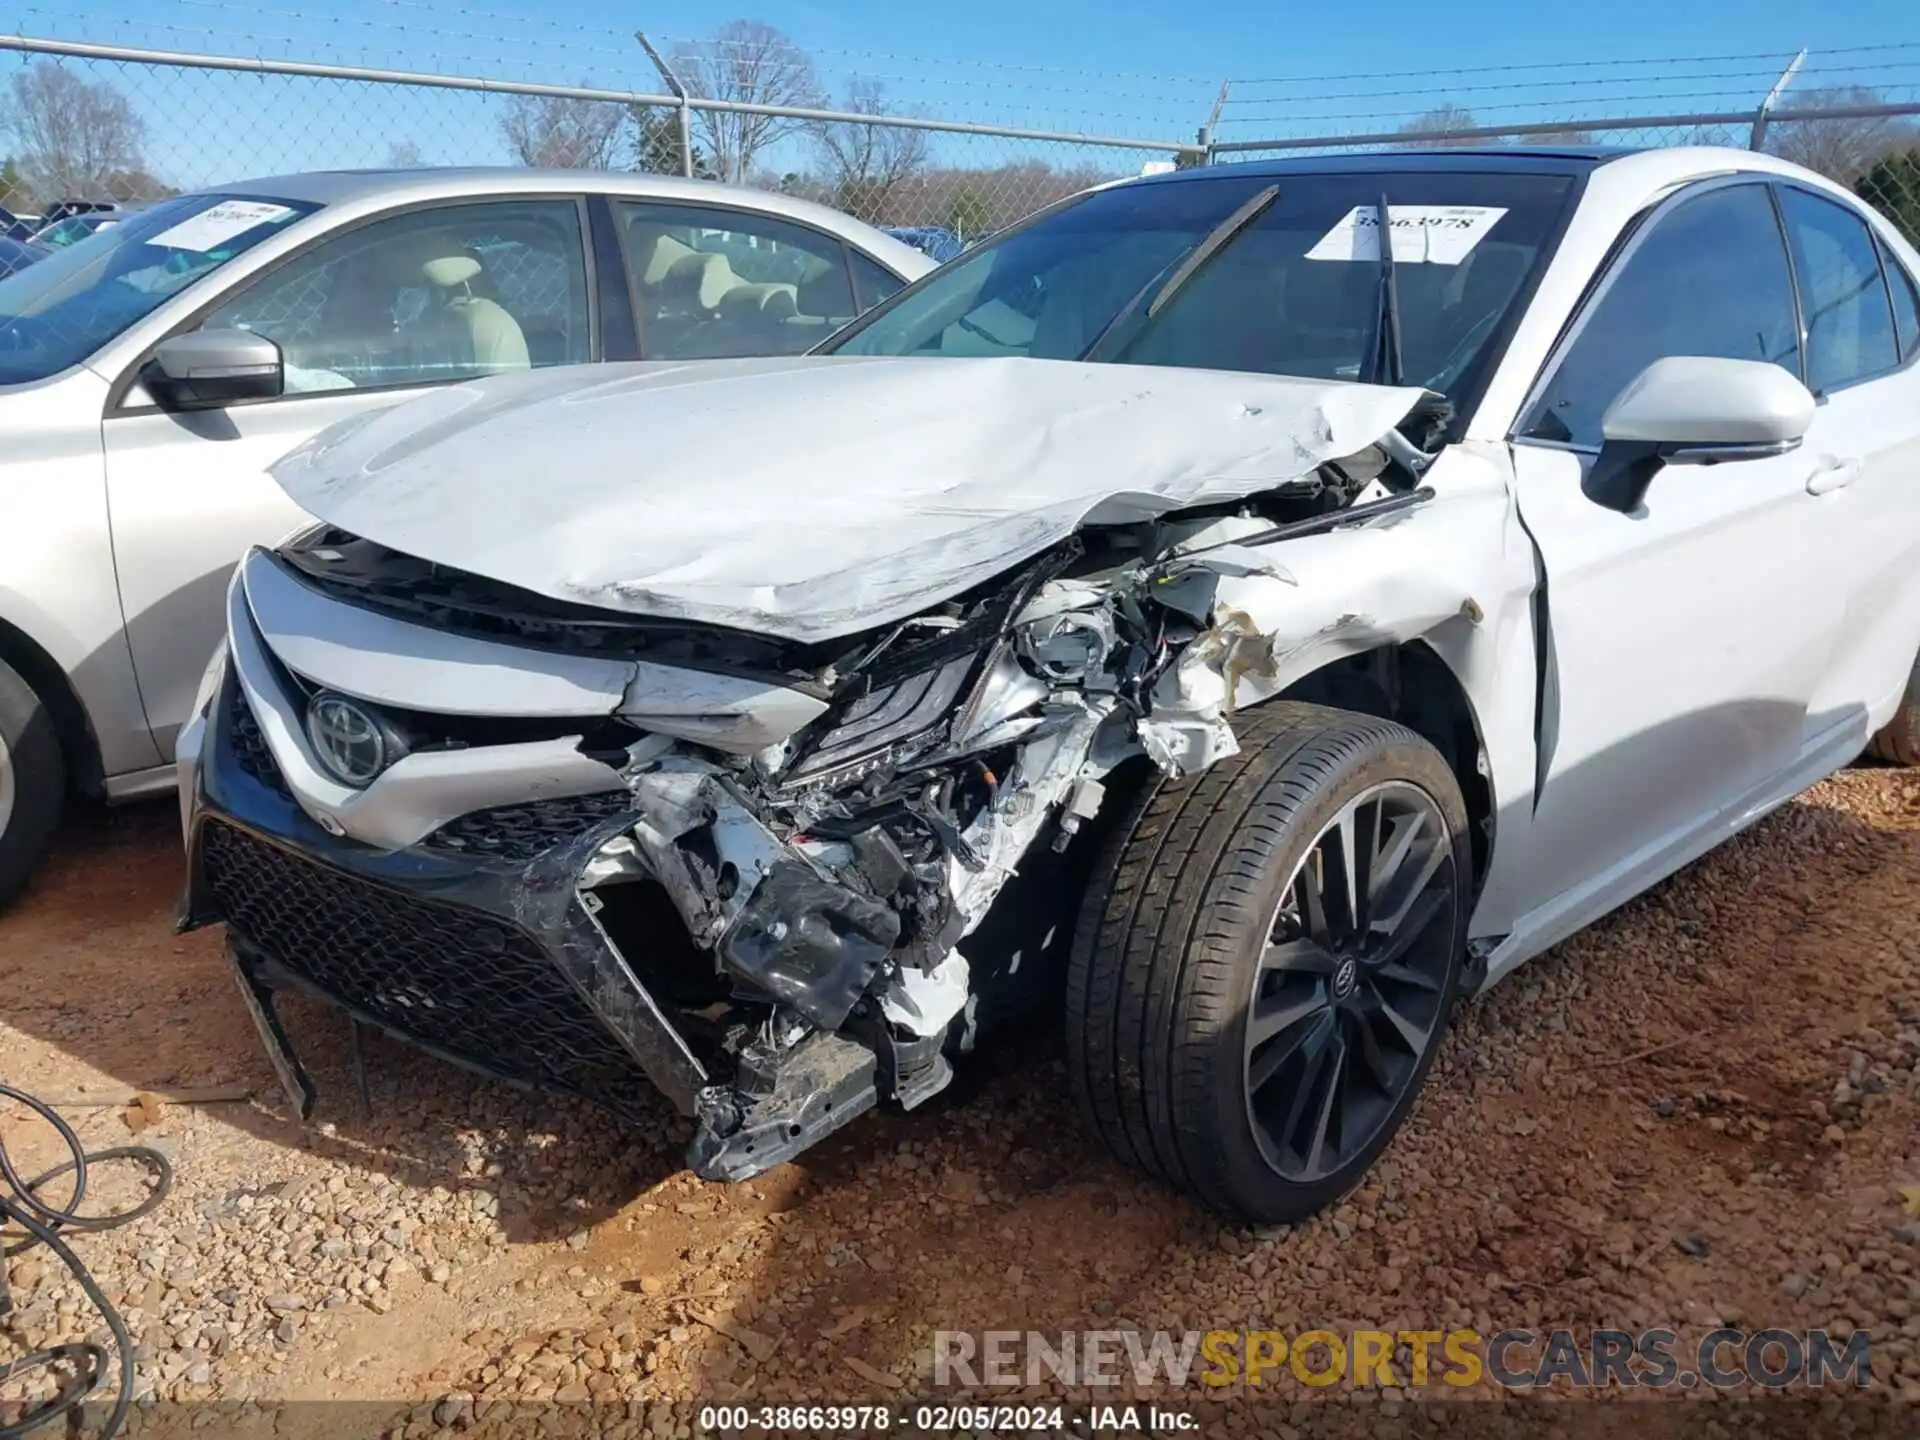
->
left=148, top=200, right=299, bottom=252
left=1306, top=205, right=1508, bottom=265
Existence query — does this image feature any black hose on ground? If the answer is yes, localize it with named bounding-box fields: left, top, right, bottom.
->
left=0, top=1083, right=173, bottom=1440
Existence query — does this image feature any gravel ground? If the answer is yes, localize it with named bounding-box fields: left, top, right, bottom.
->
left=2, top=766, right=1918, bottom=1436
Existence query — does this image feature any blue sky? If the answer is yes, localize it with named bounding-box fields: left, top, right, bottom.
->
left=16, top=0, right=1920, bottom=187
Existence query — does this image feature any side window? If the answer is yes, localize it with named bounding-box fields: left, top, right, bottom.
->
left=1522, top=184, right=1800, bottom=448
left=202, top=200, right=590, bottom=394
left=617, top=200, right=857, bottom=359
left=1874, top=236, right=1919, bottom=362
left=1778, top=187, right=1899, bottom=393
left=849, top=251, right=905, bottom=312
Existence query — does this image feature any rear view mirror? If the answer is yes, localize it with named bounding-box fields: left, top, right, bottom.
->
left=145, top=328, right=285, bottom=411
left=1587, top=355, right=1815, bottom=513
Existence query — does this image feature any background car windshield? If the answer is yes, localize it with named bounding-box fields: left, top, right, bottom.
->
left=828, top=170, right=1573, bottom=396
left=0, top=193, right=318, bottom=385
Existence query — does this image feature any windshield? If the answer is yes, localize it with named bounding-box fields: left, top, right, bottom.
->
left=827, top=169, right=1574, bottom=399
left=0, top=193, right=319, bottom=386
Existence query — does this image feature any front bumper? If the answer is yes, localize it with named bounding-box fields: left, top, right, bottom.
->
left=178, top=553, right=987, bottom=1179
left=180, top=667, right=711, bottom=1119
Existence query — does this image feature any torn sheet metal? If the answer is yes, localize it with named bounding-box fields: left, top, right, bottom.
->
left=1149, top=509, right=1482, bottom=727
left=270, top=355, right=1427, bottom=643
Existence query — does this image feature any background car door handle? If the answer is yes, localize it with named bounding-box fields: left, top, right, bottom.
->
left=1807, top=456, right=1863, bottom=495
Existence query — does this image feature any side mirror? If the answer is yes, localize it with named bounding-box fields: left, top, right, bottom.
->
left=1587, top=355, right=1816, bottom=513
left=144, top=329, right=284, bottom=411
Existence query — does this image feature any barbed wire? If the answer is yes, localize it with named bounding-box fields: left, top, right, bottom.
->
left=1217, top=87, right=1898, bottom=128
left=1228, top=43, right=1920, bottom=87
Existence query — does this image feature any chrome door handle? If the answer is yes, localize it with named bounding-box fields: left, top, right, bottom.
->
left=1807, top=456, right=1863, bottom=495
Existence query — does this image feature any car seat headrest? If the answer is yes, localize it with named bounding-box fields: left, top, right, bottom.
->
left=422, top=255, right=483, bottom=288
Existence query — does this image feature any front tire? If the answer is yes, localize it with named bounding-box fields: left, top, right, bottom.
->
left=0, top=656, right=65, bottom=907
left=1066, top=702, right=1471, bottom=1222
left=1867, top=653, right=1920, bottom=767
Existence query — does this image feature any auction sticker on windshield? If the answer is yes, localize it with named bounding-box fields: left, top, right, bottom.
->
left=149, top=200, right=299, bottom=252
left=1307, top=204, right=1507, bottom=264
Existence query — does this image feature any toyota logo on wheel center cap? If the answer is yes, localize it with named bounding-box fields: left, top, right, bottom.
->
left=1332, top=956, right=1359, bottom=999
left=306, top=693, right=388, bottom=787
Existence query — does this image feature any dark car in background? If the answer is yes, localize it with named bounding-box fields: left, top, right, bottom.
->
left=34, top=199, right=118, bottom=229
left=31, top=211, right=129, bottom=249
left=0, top=206, right=37, bottom=243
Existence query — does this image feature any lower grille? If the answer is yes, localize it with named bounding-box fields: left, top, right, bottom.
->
left=227, top=686, right=292, bottom=798
left=200, top=822, right=651, bottom=1114
left=423, top=792, right=635, bottom=863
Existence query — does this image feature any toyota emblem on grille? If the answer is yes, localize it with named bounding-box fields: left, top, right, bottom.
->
left=306, top=693, right=387, bottom=787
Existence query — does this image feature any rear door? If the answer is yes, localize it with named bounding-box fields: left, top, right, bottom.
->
left=103, top=196, right=594, bottom=755
left=1506, top=179, right=1848, bottom=919
left=1770, top=183, right=1920, bottom=736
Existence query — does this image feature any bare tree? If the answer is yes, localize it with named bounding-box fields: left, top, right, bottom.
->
left=4, top=62, right=148, bottom=202
left=1395, top=103, right=1483, bottom=148
left=676, top=21, right=824, bottom=183
left=1765, top=86, right=1919, bottom=183
left=811, top=78, right=929, bottom=223
left=384, top=140, right=426, bottom=168
left=499, top=91, right=627, bottom=170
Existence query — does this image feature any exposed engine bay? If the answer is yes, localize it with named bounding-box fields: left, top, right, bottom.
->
left=228, top=396, right=1453, bottom=1180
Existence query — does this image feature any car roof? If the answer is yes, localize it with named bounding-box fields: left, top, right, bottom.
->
left=199, top=166, right=932, bottom=275
left=218, top=166, right=875, bottom=225
left=1135, top=146, right=1636, bottom=187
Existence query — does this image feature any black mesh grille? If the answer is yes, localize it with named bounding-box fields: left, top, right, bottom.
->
left=422, top=792, right=635, bottom=863
left=226, top=686, right=292, bottom=798
left=200, top=822, right=651, bottom=1114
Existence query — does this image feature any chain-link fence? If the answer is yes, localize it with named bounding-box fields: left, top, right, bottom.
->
left=1206, top=45, right=1920, bottom=247
left=0, top=34, right=1191, bottom=244
left=4, top=30, right=1920, bottom=250
left=1208, top=108, right=1920, bottom=246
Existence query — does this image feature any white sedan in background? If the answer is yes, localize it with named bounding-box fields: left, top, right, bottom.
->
left=178, top=146, right=1920, bottom=1220
left=0, top=168, right=931, bottom=900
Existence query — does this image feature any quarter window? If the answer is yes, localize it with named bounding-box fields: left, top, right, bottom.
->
left=849, top=250, right=905, bottom=312
left=1777, top=187, right=1899, bottom=392
left=201, top=200, right=591, bottom=394
left=1875, top=236, right=1920, bottom=362
left=617, top=201, right=859, bottom=358
left=1521, top=184, right=1800, bottom=448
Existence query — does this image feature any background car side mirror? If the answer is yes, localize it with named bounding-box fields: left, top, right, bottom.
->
left=144, top=329, right=285, bottom=411
left=1586, top=355, right=1816, bottom=514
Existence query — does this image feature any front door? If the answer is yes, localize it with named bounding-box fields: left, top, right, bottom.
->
left=1506, top=180, right=1848, bottom=926
left=104, top=195, right=594, bottom=753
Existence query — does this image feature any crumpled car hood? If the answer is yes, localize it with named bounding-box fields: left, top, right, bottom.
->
left=271, top=355, right=1427, bottom=643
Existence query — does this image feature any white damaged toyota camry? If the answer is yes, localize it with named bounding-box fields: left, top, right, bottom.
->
left=177, top=147, right=1920, bottom=1221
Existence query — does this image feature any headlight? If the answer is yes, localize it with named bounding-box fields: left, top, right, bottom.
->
left=949, top=646, right=1049, bottom=749
left=191, top=646, right=229, bottom=720
left=786, top=655, right=975, bottom=785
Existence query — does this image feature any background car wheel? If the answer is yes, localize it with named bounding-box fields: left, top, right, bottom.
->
left=1066, top=701, right=1471, bottom=1222
left=0, top=655, right=65, bottom=907
left=1867, top=654, right=1920, bottom=767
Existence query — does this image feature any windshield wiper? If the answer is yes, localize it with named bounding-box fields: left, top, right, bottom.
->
left=1367, top=192, right=1405, bottom=387
left=1080, top=183, right=1281, bottom=362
